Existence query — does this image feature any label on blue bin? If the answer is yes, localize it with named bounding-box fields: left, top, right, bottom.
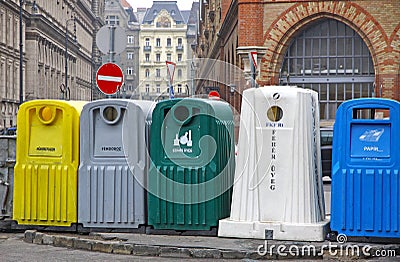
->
left=350, top=124, right=390, bottom=158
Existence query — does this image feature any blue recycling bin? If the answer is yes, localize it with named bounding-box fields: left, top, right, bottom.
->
left=331, top=98, right=400, bottom=238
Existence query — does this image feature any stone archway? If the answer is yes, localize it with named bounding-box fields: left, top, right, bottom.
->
left=259, top=1, right=391, bottom=94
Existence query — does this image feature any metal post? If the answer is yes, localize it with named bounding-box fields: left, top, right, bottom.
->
left=249, top=52, right=258, bottom=88
left=65, top=18, right=75, bottom=100
left=65, top=22, right=68, bottom=99
left=250, top=57, right=256, bottom=88
left=19, top=0, right=24, bottom=105
left=109, top=25, right=116, bottom=63
left=191, top=60, right=195, bottom=97
left=169, top=81, right=174, bottom=99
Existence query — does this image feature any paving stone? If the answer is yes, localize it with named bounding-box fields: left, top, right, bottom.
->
left=42, top=235, right=54, bottom=245
left=190, top=248, right=221, bottom=258
left=159, top=247, right=191, bottom=258
left=24, top=230, right=36, bottom=243
left=112, top=243, right=133, bottom=255
left=73, top=238, right=92, bottom=251
left=220, top=250, right=247, bottom=259
left=131, top=244, right=160, bottom=256
left=33, top=232, right=44, bottom=244
left=92, top=241, right=114, bottom=253
left=53, top=236, right=74, bottom=248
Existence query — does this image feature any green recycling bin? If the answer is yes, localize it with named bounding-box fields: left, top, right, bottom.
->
left=148, top=98, right=235, bottom=231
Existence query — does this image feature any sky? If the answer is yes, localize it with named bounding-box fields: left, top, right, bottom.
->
left=126, top=0, right=197, bottom=11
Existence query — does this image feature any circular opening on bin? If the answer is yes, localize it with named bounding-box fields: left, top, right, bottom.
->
left=174, top=106, right=190, bottom=122
left=40, top=106, right=53, bottom=122
left=103, top=106, right=119, bottom=122
left=267, top=106, right=283, bottom=122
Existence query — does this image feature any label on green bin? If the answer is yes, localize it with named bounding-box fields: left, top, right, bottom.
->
left=165, top=126, right=200, bottom=160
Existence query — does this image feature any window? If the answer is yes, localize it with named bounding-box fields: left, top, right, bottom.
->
left=145, top=84, right=150, bottom=93
left=126, top=67, right=133, bottom=75
left=167, top=38, right=171, bottom=47
left=145, top=69, right=150, bottom=78
left=127, top=35, right=134, bottom=44
left=127, top=52, right=134, bottom=60
left=156, top=53, right=161, bottom=62
left=106, top=15, right=119, bottom=25
left=280, top=19, right=374, bottom=121
left=127, top=85, right=133, bottom=91
left=156, top=38, right=161, bottom=47
left=177, top=69, right=182, bottom=79
left=156, top=84, right=160, bottom=93
left=145, top=38, right=150, bottom=46
left=145, top=53, right=150, bottom=61
left=167, top=53, right=171, bottom=61
left=178, top=54, right=182, bottom=62
left=177, top=84, right=182, bottom=94
left=177, top=38, right=182, bottom=47
left=156, top=69, right=161, bottom=77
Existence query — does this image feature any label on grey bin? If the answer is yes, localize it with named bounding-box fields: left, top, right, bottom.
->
left=94, top=144, right=125, bottom=157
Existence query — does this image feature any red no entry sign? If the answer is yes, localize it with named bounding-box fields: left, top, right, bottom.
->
left=96, top=63, right=124, bottom=95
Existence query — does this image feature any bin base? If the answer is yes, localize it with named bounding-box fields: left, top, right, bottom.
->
left=218, top=219, right=330, bottom=241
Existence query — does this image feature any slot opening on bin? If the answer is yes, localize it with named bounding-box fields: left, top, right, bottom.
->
left=173, top=105, right=190, bottom=124
left=38, top=106, right=56, bottom=124
left=352, top=108, right=390, bottom=120
left=267, top=106, right=283, bottom=122
left=101, top=106, right=120, bottom=124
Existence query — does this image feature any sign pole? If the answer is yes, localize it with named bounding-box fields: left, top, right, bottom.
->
left=108, top=25, right=116, bottom=63
left=166, top=61, right=176, bottom=99
left=249, top=51, right=258, bottom=88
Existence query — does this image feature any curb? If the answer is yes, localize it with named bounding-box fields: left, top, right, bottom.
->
left=22, top=230, right=280, bottom=259
left=23, top=230, right=400, bottom=260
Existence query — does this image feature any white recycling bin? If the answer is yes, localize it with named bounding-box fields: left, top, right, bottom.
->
left=218, top=86, right=329, bottom=241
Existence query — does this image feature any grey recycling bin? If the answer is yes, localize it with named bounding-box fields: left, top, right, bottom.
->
left=78, top=99, right=154, bottom=230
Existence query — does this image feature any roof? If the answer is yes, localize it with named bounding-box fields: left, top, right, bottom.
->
left=126, top=7, right=139, bottom=23
left=181, top=10, right=191, bottom=24
left=142, top=1, right=185, bottom=24
left=188, top=1, right=199, bottom=24
left=120, top=0, right=131, bottom=9
left=135, top=8, right=148, bottom=23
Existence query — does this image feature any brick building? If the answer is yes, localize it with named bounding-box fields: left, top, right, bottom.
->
left=196, top=0, right=400, bottom=125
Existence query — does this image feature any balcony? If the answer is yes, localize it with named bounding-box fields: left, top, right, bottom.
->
left=142, top=60, right=152, bottom=65
left=176, top=45, right=184, bottom=52
left=143, top=45, right=152, bottom=52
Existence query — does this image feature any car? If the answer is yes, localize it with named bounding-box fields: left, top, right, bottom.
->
left=5, top=126, right=17, bottom=136
left=320, top=126, right=333, bottom=178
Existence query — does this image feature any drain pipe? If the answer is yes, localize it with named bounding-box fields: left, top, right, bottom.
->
left=0, top=178, right=9, bottom=215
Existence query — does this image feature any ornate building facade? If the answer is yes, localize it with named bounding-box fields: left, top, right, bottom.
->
left=138, top=1, right=193, bottom=100
left=196, top=0, right=400, bottom=126
left=0, top=0, right=23, bottom=129
left=103, top=0, right=140, bottom=99
left=0, top=0, right=104, bottom=129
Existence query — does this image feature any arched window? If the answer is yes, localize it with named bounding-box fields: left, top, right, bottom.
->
left=280, top=19, right=374, bottom=121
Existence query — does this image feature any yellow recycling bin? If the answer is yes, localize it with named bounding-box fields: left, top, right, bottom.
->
left=13, top=100, right=86, bottom=227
